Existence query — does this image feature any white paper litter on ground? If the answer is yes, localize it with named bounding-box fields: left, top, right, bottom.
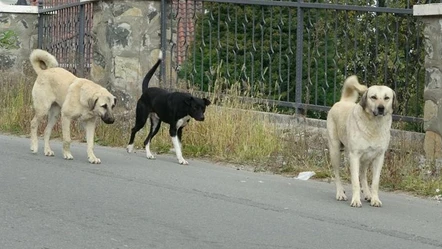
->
left=295, top=171, right=316, bottom=180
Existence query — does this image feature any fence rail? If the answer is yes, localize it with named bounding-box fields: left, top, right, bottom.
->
left=164, top=0, right=427, bottom=124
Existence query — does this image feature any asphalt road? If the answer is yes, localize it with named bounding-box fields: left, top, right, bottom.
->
left=0, top=134, right=441, bottom=249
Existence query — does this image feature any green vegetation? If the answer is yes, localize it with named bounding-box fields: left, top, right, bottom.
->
left=0, top=30, right=19, bottom=49
left=178, top=0, right=425, bottom=128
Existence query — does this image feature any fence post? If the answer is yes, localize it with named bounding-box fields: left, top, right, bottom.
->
left=414, top=4, right=442, bottom=160
left=37, top=0, right=43, bottom=49
left=78, top=4, right=86, bottom=78
left=160, top=0, right=167, bottom=87
left=295, top=0, right=304, bottom=114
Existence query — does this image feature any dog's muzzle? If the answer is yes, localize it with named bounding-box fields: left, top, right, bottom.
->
left=101, top=114, right=115, bottom=124
left=374, top=106, right=385, bottom=116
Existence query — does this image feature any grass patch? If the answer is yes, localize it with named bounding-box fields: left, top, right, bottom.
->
left=0, top=71, right=440, bottom=199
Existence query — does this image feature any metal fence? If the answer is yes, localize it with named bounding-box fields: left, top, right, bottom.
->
left=163, top=0, right=427, bottom=124
left=34, top=0, right=427, bottom=124
left=37, top=0, right=93, bottom=77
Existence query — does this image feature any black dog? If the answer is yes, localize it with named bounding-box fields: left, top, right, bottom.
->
left=127, top=51, right=211, bottom=164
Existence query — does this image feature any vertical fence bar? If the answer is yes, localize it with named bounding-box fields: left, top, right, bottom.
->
left=78, top=4, right=85, bottom=77
left=295, top=0, right=304, bottom=113
left=160, top=0, right=167, bottom=87
left=37, top=0, right=44, bottom=49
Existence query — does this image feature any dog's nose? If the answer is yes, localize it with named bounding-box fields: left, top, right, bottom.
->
left=378, top=106, right=385, bottom=115
left=102, top=117, right=115, bottom=124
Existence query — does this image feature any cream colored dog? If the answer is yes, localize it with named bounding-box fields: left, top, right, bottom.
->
left=326, top=75, right=396, bottom=207
left=29, top=49, right=117, bottom=164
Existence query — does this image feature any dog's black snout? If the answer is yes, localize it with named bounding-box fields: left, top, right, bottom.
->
left=378, top=105, right=385, bottom=115
left=102, top=116, right=115, bottom=124
left=194, top=113, right=205, bottom=121
left=103, top=118, right=115, bottom=124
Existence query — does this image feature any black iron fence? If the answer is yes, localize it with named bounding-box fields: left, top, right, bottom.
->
left=33, top=0, right=427, bottom=125
left=37, top=0, right=93, bottom=77
left=164, top=0, right=427, bottom=124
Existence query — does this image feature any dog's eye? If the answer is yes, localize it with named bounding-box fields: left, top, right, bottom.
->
left=384, top=96, right=390, bottom=100
left=101, top=104, right=108, bottom=109
left=370, top=96, right=377, bottom=100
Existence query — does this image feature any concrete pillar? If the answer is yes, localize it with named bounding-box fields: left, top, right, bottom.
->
left=414, top=4, right=442, bottom=160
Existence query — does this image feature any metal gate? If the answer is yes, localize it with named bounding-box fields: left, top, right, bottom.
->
left=37, top=0, right=94, bottom=78
left=163, top=0, right=427, bottom=124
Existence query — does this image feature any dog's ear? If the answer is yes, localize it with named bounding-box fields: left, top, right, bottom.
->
left=203, top=98, right=211, bottom=106
left=392, top=90, right=397, bottom=111
left=359, top=91, right=368, bottom=109
left=184, top=96, right=193, bottom=106
left=88, top=98, right=98, bottom=111
left=113, top=97, right=117, bottom=107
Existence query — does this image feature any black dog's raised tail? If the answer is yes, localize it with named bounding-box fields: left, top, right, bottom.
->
left=142, top=50, right=163, bottom=93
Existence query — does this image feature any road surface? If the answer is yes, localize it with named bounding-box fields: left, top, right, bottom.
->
left=0, top=134, right=441, bottom=249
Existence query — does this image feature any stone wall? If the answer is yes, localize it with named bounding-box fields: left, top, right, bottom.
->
left=91, top=0, right=163, bottom=109
left=414, top=4, right=442, bottom=160
left=0, top=12, right=38, bottom=74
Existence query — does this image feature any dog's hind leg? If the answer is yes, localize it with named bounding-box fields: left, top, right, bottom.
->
left=43, top=104, right=60, bottom=157
left=30, top=114, right=42, bottom=154
left=330, top=142, right=347, bottom=201
left=127, top=103, right=148, bottom=153
left=30, top=103, right=52, bottom=154
left=143, top=115, right=161, bottom=159
left=327, top=121, right=347, bottom=201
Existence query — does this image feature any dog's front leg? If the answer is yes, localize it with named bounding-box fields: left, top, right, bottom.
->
left=170, top=127, right=188, bottom=165
left=61, top=115, right=74, bottom=160
left=370, top=154, right=385, bottom=207
left=84, top=120, right=101, bottom=164
left=360, top=162, right=372, bottom=202
left=349, top=152, right=362, bottom=207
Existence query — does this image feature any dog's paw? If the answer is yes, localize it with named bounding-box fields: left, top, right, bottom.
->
left=364, top=193, right=372, bottom=202
left=336, top=192, right=348, bottom=201
left=44, top=149, right=55, bottom=157
left=350, top=198, right=362, bottom=208
left=88, top=157, right=101, bottom=164
left=30, top=144, right=38, bottom=154
left=370, top=198, right=382, bottom=207
left=126, top=144, right=134, bottom=153
left=178, top=158, right=189, bottom=165
left=63, top=152, right=74, bottom=160
left=146, top=154, right=156, bottom=160
left=45, top=150, right=54, bottom=156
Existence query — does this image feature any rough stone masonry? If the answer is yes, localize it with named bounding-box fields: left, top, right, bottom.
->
left=91, top=0, right=163, bottom=110
left=414, top=4, right=442, bottom=160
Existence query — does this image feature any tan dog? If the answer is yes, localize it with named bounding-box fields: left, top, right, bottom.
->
left=29, top=49, right=117, bottom=164
left=326, top=75, right=396, bottom=207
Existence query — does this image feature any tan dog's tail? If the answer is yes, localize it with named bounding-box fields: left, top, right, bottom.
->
left=340, top=75, right=367, bottom=102
left=29, top=49, right=59, bottom=75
